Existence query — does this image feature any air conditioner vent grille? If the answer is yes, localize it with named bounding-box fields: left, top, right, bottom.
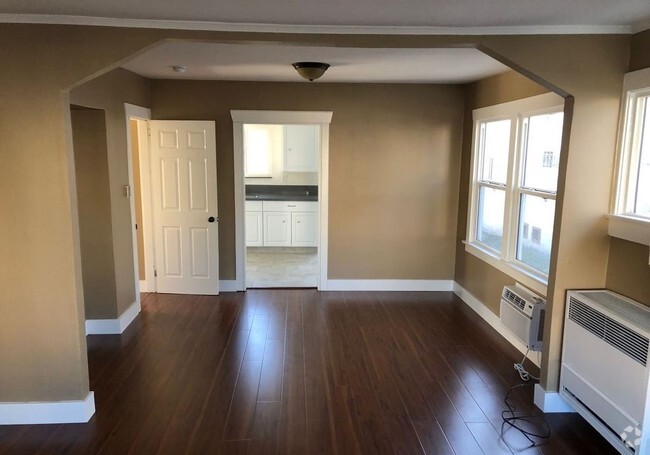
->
left=569, top=297, right=649, bottom=367
left=504, top=289, right=526, bottom=311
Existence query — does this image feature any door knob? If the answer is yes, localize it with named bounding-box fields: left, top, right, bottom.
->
left=208, top=216, right=216, bottom=223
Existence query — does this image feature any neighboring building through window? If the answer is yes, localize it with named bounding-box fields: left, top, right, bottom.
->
left=613, top=68, right=650, bottom=220
left=466, top=93, right=565, bottom=288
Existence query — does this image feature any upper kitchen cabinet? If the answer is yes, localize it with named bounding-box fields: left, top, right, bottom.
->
left=284, top=125, right=319, bottom=172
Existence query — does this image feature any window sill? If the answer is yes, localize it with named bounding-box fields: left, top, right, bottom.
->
left=607, top=214, right=650, bottom=246
left=463, top=241, right=548, bottom=297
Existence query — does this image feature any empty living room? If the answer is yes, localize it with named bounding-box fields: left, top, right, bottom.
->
left=1, top=1, right=650, bottom=454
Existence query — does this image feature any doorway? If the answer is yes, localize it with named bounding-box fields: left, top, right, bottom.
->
left=231, top=111, right=333, bottom=291
left=126, top=105, right=220, bottom=295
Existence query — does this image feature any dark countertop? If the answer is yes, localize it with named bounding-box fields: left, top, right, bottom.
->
left=245, top=184, right=318, bottom=202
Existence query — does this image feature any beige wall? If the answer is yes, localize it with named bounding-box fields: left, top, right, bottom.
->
left=131, top=120, right=146, bottom=282
left=455, top=71, right=550, bottom=313
left=603, top=29, right=650, bottom=306
left=0, top=24, right=629, bottom=402
left=630, top=29, right=650, bottom=71
left=70, top=68, right=151, bottom=317
left=151, top=81, right=465, bottom=280
left=71, top=108, right=118, bottom=319
left=606, top=238, right=650, bottom=305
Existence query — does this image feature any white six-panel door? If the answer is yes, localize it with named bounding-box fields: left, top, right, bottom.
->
left=149, top=120, right=219, bottom=295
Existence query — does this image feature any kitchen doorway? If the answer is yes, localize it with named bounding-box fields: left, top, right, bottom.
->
left=231, top=111, right=333, bottom=290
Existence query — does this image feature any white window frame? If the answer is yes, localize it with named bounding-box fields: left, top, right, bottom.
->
left=609, top=67, right=650, bottom=246
left=465, top=93, right=565, bottom=296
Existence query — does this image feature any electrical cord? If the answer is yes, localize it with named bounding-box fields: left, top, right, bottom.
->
left=500, top=349, right=551, bottom=449
left=513, top=348, right=540, bottom=382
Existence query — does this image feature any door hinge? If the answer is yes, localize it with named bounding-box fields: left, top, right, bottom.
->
left=135, top=223, right=138, bottom=230
left=154, top=269, right=158, bottom=277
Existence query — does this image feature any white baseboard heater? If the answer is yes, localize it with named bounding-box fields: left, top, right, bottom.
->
left=560, top=290, right=650, bottom=454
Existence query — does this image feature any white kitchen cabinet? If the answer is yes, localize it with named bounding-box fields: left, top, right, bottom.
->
left=284, top=125, right=319, bottom=172
left=245, top=211, right=263, bottom=247
left=246, top=199, right=317, bottom=247
left=291, top=212, right=318, bottom=247
left=263, top=212, right=291, bottom=246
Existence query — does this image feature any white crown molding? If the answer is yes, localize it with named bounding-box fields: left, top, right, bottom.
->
left=0, top=14, right=633, bottom=36
left=0, top=392, right=95, bottom=424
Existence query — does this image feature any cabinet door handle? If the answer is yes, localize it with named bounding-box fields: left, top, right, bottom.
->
left=287, top=205, right=296, bottom=207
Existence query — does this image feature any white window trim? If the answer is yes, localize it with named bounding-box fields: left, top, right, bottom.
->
left=610, top=67, right=650, bottom=246
left=465, top=92, right=565, bottom=296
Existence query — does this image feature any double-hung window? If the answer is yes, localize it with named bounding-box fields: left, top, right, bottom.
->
left=466, top=93, right=565, bottom=292
left=610, top=67, right=650, bottom=246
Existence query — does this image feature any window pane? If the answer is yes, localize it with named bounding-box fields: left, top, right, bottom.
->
left=244, top=125, right=272, bottom=177
left=633, top=96, right=650, bottom=217
left=522, top=112, right=564, bottom=192
left=480, top=119, right=511, bottom=185
left=517, top=194, right=556, bottom=274
left=476, top=186, right=505, bottom=252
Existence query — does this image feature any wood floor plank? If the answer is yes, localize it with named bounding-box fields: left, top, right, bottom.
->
left=0, top=290, right=617, bottom=455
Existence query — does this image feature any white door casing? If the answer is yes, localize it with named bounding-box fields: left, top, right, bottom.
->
left=231, top=110, right=333, bottom=291
left=149, top=120, right=219, bottom=295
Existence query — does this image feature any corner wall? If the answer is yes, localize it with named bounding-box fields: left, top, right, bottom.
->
left=455, top=70, right=550, bottom=312
left=70, top=68, right=151, bottom=318
left=604, top=29, right=650, bottom=306
left=71, top=107, right=118, bottom=319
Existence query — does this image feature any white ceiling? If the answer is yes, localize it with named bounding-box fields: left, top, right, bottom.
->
left=1, top=0, right=649, bottom=33
left=7, top=0, right=648, bottom=84
left=123, top=42, right=510, bottom=84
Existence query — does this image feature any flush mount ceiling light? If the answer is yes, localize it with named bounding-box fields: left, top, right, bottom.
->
left=292, top=62, right=330, bottom=81
left=172, top=65, right=187, bottom=73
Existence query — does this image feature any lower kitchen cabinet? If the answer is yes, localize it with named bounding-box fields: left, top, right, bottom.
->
left=245, top=211, right=263, bottom=246
left=291, top=212, right=318, bottom=246
left=263, top=212, right=291, bottom=246
left=246, top=200, right=318, bottom=247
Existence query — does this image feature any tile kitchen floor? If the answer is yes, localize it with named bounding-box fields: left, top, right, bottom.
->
left=246, top=247, right=318, bottom=288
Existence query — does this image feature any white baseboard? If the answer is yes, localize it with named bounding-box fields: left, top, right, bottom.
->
left=323, top=279, right=454, bottom=292
left=139, top=280, right=148, bottom=292
left=534, top=383, right=575, bottom=413
left=219, top=279, right=241, bottom=292
left=85, top=300, right=141, bottom=335
left=0, top=392, right=95, bottom=424
left=453, top=282, right=541, bottom=367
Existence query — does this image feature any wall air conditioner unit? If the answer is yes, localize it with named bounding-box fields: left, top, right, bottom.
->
left=499, top=284, right=546, bottom=351
left=561, top=290, right=650, bottom=455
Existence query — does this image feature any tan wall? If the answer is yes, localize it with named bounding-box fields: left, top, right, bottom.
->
left=606, top=238, right=650, bottom=305
left=151, top=81, right=465, bottom=280
left=0, top=24, right=629, bottom=401
left=455, top=71, right=550, bottom=312
left=71, top=108, right=118, bottom=319
left=70, top=68, right=151, bottom=317
left=131, top=120, right=146, bottom=282
left=603, top=29, right=650, bottom=306
left=630, top=29, right=650, bottom=71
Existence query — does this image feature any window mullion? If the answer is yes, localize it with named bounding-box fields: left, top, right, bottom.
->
left=503, top=114, right=524, bottom=262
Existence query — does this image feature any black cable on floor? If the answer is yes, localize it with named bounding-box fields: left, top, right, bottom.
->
left=500, top=382, right=552, bottom=449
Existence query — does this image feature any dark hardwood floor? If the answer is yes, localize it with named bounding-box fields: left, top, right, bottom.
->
left=0, top=290, right=615, bottom=454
